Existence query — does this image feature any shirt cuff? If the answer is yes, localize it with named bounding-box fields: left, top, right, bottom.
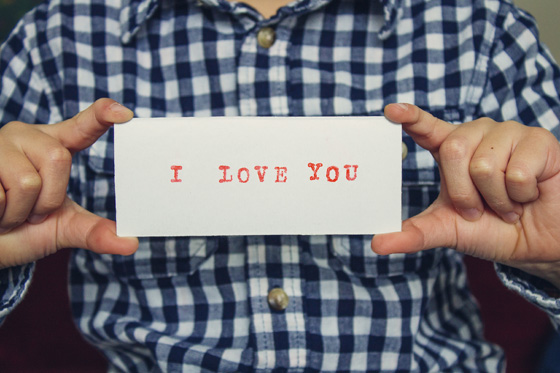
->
left=496, top=263, right=560, bottom=327
left=0, top=263, right=34, bottom=321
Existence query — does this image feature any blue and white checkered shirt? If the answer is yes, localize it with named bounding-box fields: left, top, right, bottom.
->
left=1, top=0, right=560, bottom=371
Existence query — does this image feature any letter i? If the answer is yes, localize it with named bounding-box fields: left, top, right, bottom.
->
left=171, top=165, right=183, bottom=183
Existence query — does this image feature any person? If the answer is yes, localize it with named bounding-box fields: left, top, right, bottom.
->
left=0, top=0, right=559, bottom=371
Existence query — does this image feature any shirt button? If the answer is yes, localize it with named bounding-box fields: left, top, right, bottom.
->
left=267, top=288, right=289, bottom=311
left=402, top=141, right=408, bottom=161
left=257, top=27, right=276, bottom=49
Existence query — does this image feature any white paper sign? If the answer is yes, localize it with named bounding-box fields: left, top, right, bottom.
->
left=114, top=116, right=402, bottom=237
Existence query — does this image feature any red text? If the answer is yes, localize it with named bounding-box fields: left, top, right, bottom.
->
left=170, top=165, right=183, bottom=183
left=307, top=163, right=359, bottom=182
left=218, top=165, right=288, bottom=183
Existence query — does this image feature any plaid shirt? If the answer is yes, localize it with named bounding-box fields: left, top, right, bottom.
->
left=1, top=0, right=560, bottom=371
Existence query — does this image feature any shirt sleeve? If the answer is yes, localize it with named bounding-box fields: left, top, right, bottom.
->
left=0, top=8, right=56, bottom=323
left=476, top=3, right=560, bottom=327
left=0, top=263, right=34, bottom=322
left=496, top=264, right=560, bottom=329
left=0, top=6, right=62, bottom=126
left=478, top=1, right=560, bottom=136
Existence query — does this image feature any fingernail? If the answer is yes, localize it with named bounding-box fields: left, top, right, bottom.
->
left=458, top=208, right=482, bottom=221
left=502, top=212, right=520, bottom=224
left=109, top=102, right=133, bottom=116
left=27, top=214, right=48, bottom=224
left=396, top=103, right=409, bottom=111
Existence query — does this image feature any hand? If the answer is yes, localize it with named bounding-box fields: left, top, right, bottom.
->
left=371, top=103, right=560, bottom=288
left=0, top=98, right=138, bottom=269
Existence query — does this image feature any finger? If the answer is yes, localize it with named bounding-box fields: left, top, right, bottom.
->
left=371, top=220, right=426, bottom=255
left=40, top=98, right=134, bottom=155
left=57, top=201, right=139, bottom=255
left=371, top=201, right=521, bottom=263
left=21, top=133, right=73, bottom=218
left=469, top=122, right=522, bottom=222
left=506, top=127, right=560, bottom=203
left=438, top=123, right=485, bottom=219
left=371, top=204, right=457, bottom=255
left=0, top=198, right=138, bottom=268
left=384, top=103, right=456, bottom=156
left=0, top=149, right=42, bottom=231
left=0, top=183, right=5, bottom=219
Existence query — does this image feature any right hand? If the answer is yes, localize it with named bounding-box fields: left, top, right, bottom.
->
left=0, top=98, right=139, bottom=269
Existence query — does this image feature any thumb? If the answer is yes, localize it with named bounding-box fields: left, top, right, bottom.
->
left=0, top=198, right=138, bottom=268
left=371, top=202, right=457, bottom=255
left=56, top=199, right=139, bottom=255
left=41, top=98, right=134, bottom=154
left=385, top=103, right=456, bottom=154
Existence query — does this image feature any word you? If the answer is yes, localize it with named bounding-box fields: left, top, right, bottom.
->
left=170, top=163, right=359, bottom=183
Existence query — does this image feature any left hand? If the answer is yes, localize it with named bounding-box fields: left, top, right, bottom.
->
left=371, top=103, right=560, bottom=288
left=0, top=99, right=138, bottom=269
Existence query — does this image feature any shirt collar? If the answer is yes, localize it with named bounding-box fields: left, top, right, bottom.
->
left=120, top=0, right=161, bottom=44
left=379, top=0, right=404, bottom=39
left=119, top=0, right=405, bottom=43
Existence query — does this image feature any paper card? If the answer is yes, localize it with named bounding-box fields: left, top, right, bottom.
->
left=114, top=116, right=402, bottom=237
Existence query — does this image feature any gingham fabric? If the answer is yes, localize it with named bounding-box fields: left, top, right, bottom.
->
left=1, top=0, right=560, bottom=371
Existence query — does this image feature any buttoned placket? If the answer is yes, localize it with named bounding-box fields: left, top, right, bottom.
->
left=247, top=236, right=307, bottom=370
left=237, top=17, right=293, bottom=116
left=246, top=236, right=307, bottom=370
left=230, top=8, right=307, bottom=369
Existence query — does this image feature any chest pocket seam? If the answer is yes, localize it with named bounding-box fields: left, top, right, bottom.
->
left=83, top=131, right=220, bottom=280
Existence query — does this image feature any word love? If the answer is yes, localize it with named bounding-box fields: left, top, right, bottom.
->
left=170, top=163, right=359, bottom=183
